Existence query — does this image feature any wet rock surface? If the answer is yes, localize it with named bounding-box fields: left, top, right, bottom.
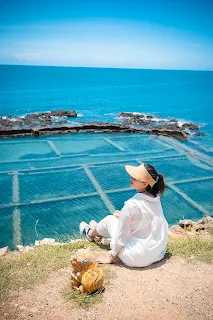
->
left=0, top=121, right=188, bottom=139
left=194, top=131, right=205, bottom=136
left=0, top=110, right=77, bottom=132
left=0, top=110, right=204, bottom=140
left=118, top=112, right=201, bottom=136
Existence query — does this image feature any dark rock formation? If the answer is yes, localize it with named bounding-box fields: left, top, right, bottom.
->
left=0, top=110, right=203, bottom=140
left=150, top=128, right=187, bottom=140
left=117, top=112, right=201, bottom=139
left=194, top=132, right=205, bottom=136
left=0, top=128, right=31, bottom=137
left=168, top=119, right=177, bottom=123
left=122, top=118, right=152, bottom=127
left=182, top=123, right=199, bottom=131
left=31, top=128, right=40, bottom=137
left=0, top=110, right=77, bottom=132
left=50, top=110, right=77, bottom=117
left=0, top=121, right=188, bottom=140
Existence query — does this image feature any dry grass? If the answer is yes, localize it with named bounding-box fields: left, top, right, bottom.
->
left=1, top=234, right=212, bottom=307
left=0, top=240, right=97, bottom=302
left=167, top=235, right=213, bottom=263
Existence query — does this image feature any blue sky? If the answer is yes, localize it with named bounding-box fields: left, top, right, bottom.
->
left=0, top=0, right=213, bottom=70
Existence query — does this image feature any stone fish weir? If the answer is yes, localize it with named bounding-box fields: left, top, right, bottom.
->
left=0, top=110, right=204, bottom=140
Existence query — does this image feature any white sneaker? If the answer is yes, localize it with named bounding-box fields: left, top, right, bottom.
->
left=79, top=221, right=93, bottom=242
left=89, top=220, right=98, bottom=229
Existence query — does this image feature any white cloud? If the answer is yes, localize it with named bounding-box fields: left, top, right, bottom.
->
left=14, top=52, right=41, bottom=61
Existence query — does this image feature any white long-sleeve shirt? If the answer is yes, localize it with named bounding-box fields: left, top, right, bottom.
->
left=110, top=193, right=168, bottom=267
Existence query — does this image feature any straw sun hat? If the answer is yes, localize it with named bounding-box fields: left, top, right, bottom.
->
left=125, top=163, right=156, bottom=187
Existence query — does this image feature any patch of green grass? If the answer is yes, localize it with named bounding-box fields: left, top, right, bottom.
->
left=0, top=240, right=96, bottom=302
left=54, top=231, right=83, bottom=243
left=2, top=234, right=212, bottom=305
left=62, top=265, right=114, bottom=308
left=62, top=285, right=104, bottom=308
left=167, top=235, right=213, bottom=263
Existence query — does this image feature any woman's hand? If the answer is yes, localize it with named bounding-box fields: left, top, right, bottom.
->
left=97, top=254, right=117, bottom=264
left=113, top=210, right=120, bottom=219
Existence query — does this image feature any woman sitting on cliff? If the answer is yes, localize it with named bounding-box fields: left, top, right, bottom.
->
left=80, top=163, right=168, bottom=267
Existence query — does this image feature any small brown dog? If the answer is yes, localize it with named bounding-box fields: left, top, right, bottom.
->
left=71, top=251, right=104, bottom=294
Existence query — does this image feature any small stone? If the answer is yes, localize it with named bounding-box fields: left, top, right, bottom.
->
left=17, top=245, right=24, bottom=250
left=40, top=238, right=55, bottom=245
left=193, top=223, right=205, bottom=232
left=0, top=246, right=9, bottom=256
left=179, top=219, right=195, bottom=228
left=197, top=217, right=208, bottom=224
left=70, top=239, right=81, bottom=244
left=195, top=132, right=205, bottom=136
left=23, top=246, right=34, bottom=253
left=169, top=225, right=186, bottom=234
left=206, top=216, right=213, bottom=223
left=53, top=242, right=61, bottom=246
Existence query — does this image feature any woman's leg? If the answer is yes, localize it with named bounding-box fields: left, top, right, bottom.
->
left=88, top=228, right=102, bottom=238
left=88, top=215, right=119, bottom=239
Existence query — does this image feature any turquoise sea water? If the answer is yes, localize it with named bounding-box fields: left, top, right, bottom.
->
left=0, top=65, right=213, bottom=248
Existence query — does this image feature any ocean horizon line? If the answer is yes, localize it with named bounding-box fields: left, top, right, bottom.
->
left=1, top=64, right=213, bottom=73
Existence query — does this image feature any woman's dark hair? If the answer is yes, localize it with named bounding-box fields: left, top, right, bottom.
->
left=144, top=163, right=167, bottom=197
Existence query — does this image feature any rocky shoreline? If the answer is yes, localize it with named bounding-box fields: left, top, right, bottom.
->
left=118, top=112, right=204, bottom=136
left=0, top=216, right=212, bottom=256
left=0, top=110, right=204, bottom=140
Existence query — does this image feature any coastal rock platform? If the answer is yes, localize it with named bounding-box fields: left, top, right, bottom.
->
left=0, top=110, right=204, bottom=140
left=118, top=112, right=203, bottom=135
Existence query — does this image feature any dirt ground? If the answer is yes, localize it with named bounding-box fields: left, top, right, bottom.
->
left=1, top=248, right=213, bottom=320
